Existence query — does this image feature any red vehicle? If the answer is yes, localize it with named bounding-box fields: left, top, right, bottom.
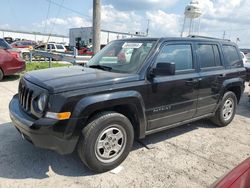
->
left=213, top=157, right=250, bottom=188
left=11, top=40, right=37, bottom=49
left=78, top=47, right=94, bottom=56
left=0, top=39, right=25, bottom=80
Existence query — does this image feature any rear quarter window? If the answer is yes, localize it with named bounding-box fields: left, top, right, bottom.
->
left=222, top=45, right=242, bottom=68
left=56, top=45, right=65, bottom=50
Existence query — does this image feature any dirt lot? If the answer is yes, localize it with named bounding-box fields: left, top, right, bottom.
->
left=0, top=75, right=250, bottom=188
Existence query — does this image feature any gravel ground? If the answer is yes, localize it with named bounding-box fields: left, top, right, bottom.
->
left=0, top=75, right=250, bottom=188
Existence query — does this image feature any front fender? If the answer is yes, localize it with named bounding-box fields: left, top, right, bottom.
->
left=72, top=90, right=147, bottom=139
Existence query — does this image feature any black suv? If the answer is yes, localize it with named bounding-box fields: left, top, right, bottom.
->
left=9, top=36, right=245, bottom=172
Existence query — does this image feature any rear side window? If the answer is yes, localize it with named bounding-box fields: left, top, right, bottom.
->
left=156, top=44, right=193, bottom=71
left=196, top=44, right=221, bottom=68
left=56, top=45, right=64, bottom=49
left=222, top=45, right=242, bottom=67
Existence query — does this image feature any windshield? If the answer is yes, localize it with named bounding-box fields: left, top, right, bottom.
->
left=87, top=40, right=156, bottom=73
left=0, top=39, right=11, bottom=49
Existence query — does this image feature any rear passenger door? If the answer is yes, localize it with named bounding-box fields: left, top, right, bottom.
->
left=194, top=43, right=225, bottom=117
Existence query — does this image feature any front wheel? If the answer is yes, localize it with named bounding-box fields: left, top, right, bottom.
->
left=77, top=112, right=134, bottom=173
left=0, top=69, right=3, bottom=81
left=211, top=91, right=237, bottom=127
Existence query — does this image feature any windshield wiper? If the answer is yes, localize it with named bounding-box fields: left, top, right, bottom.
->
left=88, top=65, right=112, bottom=71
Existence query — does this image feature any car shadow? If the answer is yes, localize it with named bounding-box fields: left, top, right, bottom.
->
left=236, top=91, right=250, bottom=118
left=134, top=119, right=218, bottom=149
left=0, top=122, right=94, bottom=179
left=0, top=120, right=217, bottom=180
left=1, top=75, right=20, bottom=82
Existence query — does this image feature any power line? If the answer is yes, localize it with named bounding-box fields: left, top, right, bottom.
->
left=43, top=0, right=52, bottom=35
left=45, top=0, right=91, bottom=19
left=7, top=0, right=20, bottom=28
left=47, top=0, right=65, bottom=43
left=203, top=27, right=250, bottom=33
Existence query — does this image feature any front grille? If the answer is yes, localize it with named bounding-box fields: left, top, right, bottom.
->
left=19, top=82, right=33, bottom=112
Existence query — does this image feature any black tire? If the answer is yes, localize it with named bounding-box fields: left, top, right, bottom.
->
left=0, top=69, right=3, bottom=81
left=211, top=91, right=237, bottom=127
left=77, top=111, right=134, bottom=173
left=23, top=53, right=30, bottom=61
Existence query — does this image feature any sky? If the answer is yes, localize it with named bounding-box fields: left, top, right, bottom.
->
left=0, top=0, right=250, bottom=47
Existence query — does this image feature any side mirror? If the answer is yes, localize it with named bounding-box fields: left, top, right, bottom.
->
left=151, top=62, right=175, bottom=77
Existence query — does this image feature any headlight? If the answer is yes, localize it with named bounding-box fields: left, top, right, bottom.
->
left=37, top=93, right=47, bottom=112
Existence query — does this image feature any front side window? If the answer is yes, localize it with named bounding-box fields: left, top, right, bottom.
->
left=196, top=44, right=222, bottom=68
left=87, top=40, right=156, bottom=73
left=222, top=45, right=242, bottom=67
left=47, top=44, right=55, bottom=50
left=156, top=44, right=193, bottom=71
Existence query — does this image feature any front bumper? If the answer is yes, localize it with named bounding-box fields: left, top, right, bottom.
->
left=9, top=95, right=78, bottom=155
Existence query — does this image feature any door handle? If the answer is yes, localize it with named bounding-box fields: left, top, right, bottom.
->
left=185, top=78, right=200, bottom=86
left=186, top=79, right=199, bottom=84
left=218, top=74, right=226, bottom=78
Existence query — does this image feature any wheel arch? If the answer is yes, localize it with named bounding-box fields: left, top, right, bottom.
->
left=73, top=91, right=147, bottom=139
left=222, top=78, right=245, bottom=103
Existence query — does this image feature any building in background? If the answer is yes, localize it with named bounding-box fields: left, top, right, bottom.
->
left=0, top=28, right=69, bottom=44
left=69, top=27, right=145, bottom=48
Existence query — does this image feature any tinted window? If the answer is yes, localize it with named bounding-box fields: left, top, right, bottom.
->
left=222, top=45, right=242, bottom=67
left=197, top=44, right=221, bottom=68
left=213, top=45, right=221, bottom=66
left=0, top=39, right=11, bottom=49
left=56, top=45, right=64, bottom=49
left=156, top=44, right=193, bottom=71
left=87, top=40, right=156, bottom=73
left=47, top=44, right=55, bottom=49
left=21, top=42, right=32, bottom=46
left=35, top=44, right=45, bottom=50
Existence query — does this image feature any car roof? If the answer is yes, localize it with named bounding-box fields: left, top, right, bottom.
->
left=116, top=36, right=236, bottom=45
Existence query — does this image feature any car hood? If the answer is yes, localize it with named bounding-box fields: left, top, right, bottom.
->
left=24, top=66, right=139, bottom=93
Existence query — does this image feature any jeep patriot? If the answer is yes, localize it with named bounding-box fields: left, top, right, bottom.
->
left=9, top=36, right=246, bottom=172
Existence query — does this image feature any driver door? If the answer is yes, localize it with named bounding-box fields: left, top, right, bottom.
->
left=146, top=42, right=199, bottom=131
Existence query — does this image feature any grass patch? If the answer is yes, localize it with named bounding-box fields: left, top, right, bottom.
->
left=24, top=61, right=71, bottom=72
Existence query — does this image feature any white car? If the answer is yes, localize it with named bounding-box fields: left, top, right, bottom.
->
left=35, top=43, right=66, bottom=53
left=47, top=43, right=66, bottom=53
left=240, top=51, right=249, bottom=68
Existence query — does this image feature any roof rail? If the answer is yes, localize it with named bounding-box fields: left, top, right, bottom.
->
left=187, top=35, right=231, bottom=42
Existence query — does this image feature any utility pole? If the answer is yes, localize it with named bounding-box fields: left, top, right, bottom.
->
left=146, top=19, right=150, bottom=36
left=222, top=31, right=226, bottom=39
left=93, top=0, right=101, bottom=54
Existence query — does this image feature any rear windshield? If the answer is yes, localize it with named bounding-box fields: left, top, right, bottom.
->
left=0, top=39, right=11, bottom=49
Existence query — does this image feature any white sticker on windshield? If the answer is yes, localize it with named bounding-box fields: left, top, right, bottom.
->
left=122, top=42, right=142, bottom=49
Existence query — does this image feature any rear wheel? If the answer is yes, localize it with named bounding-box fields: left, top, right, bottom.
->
left=0, top=69, right=3, bottom=81
left=211, top=91, right=237, bottom=127
left=77, top=112, right=134, bottom=173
